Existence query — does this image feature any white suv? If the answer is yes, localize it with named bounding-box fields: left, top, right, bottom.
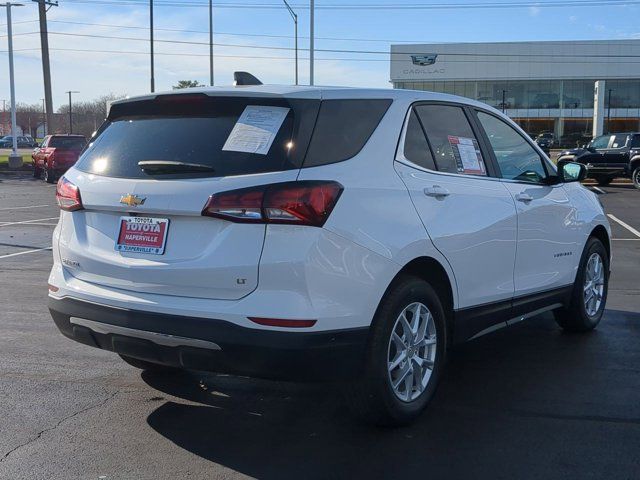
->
left=48, top=85, right=611, bottom=425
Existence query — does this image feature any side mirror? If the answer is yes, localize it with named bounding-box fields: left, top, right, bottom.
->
left=558, top=160, right=587, bottom=183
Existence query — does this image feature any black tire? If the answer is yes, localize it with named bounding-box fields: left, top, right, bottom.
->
left=119, top=354, right=180, bottom=373
left=593, top=175, right=613, bottom=186
left=632, top=166, right=640, bottom=190
left=32, top=166, right=41, bottom=178
left=554, top=237, right=609, bottom=332
left=44, top=168, right=55, bottom=184
left=345, top=275, right=448, bottom=426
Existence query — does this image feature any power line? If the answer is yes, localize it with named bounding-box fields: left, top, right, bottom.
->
left=14, top=30, right=640, bottom=58
left=6, top=46, right=640, bottom=65
left=57, top=0, right=640, bottom=9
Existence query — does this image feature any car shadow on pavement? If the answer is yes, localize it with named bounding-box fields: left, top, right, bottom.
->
left=143, top=310, right=640, bottom=479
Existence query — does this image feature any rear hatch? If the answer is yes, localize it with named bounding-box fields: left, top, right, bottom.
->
left=58, top=92, right=320, bottom=300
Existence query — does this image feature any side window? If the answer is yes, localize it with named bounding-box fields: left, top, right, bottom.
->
left=590, top=135, right=611, bottom=149
left=610, top=134, right=628, bottom=149
left=304, top=99, right=392, bottom=167
left=401, top=109, right=436, bottom=170
left=414, top=104, right=488, bottom=176
left=631, top=135, right=640, bottom=148
left=476, top=111, right=547, bottom=184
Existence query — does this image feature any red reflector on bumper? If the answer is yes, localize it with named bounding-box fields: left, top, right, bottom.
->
left=48, top=284, right=59, bottom=292
left=248, top=317, right=317, bottom=328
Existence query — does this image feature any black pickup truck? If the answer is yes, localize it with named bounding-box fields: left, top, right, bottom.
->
left=557, top=132, right=640, bottom=189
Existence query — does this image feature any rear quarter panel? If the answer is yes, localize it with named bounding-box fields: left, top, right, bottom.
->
left=297, top=97, right=460, bottom=315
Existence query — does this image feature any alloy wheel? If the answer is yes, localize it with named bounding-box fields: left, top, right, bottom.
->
left=387, top=302, right=437, bottom=402
left=583, top=252, right=605, bottom=317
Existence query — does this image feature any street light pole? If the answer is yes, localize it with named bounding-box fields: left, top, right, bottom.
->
left=66, top=90, right=79, bottom=134
left=150, top=0, right=155, bottom=92
left=607, top=88, right=612, bottom=134
left=1, top=2, right=24, bottom=168
left=309, top=0, right=314, bottom=86
left=502, top=89, right=507, bottom=113
left=282, top=0, right=298, bottom=85
left=209, top=0, right=214, bottom=86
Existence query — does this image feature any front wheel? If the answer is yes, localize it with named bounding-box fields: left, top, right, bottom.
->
left=44, top=167, right=55, bottom=184
left=554, top=237, right=608, bottom=332
left=345, top=275, right=447, bottom=426
left=32, top=165, right=41, bottom=178
left=632, top=166, right=640, bottom=190
left=593, top=175, right=613, bottom=186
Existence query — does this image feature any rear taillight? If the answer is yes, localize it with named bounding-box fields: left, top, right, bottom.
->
left=202, top=181, right=343, bottom=227
left=56, top=177, right=83, bottom=212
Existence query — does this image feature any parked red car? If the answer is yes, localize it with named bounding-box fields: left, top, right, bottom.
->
left=32, top=134, right=87, bottom=183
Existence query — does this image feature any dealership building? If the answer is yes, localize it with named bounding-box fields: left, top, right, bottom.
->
left=390, top=40, right=640, bottom=147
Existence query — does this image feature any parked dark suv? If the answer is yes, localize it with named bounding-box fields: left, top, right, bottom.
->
left=557, top=132, right=640, bottom=189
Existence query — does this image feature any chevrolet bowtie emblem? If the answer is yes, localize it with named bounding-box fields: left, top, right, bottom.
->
left=120, top=194, right=146, bottom=207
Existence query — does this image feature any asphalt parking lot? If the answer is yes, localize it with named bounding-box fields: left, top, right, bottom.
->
left=0, top=174, right=639, bottom=479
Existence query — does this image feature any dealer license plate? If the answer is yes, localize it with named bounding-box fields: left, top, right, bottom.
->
left=115, top=216, right=169, bottom=255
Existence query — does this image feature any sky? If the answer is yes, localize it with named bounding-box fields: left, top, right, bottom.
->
left=1, top=0, right=640, bottom=109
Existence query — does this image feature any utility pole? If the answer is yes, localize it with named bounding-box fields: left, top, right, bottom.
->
left=150, top=0, right=155, bottom=92
left=309, top=0, right=314, bottom=86
left=2, top=2, right=24, bottom=168
left=66, top=90, right=79, bottom=134
left=607, top=88, right=612, bottom=134
left=209, top=0, right=214, bottom=86
left=33, top=0, right=56, bottom=140
left=501, top=89, right=507, bottom=113
left=283, top=0, right=298, bottom=85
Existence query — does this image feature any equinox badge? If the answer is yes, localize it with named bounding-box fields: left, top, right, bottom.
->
left=120, top=194, right=146, bottom=207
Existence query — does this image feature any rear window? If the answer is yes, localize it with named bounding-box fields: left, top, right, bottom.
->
left=50, top=137, right=86, bottom=149
left=303, top=99, right=392, bottom=167
left=76, top=95, right=319, bottom=179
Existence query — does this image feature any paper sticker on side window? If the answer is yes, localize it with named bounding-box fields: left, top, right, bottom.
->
left=448, top=136, right=486, bottom=175
left=222, top=105, right=290, bottom=155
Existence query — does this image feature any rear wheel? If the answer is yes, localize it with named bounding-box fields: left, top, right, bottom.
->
left=119, top=354, right=181, bottom=373
left=345, top=275, right=447, bottom=426
left=632, top=166, right=640, bottom=190
left=32, top=165, right=41, bottom=178
left=44, top=167, right=55, bottom=184
left=554, top=237, right=608, bottom=332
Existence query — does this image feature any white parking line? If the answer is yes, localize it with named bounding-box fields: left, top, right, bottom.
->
left=0, top=217, right=58, bottom=227
left=607, top=214, right=640, bottom=239
left=0, top=247, right=52, bottom=259
left=591, top=186, right=606, bottom=195
left=0, top=204, right=51, bottom=211
left=612, top=238, right=640, bottom=241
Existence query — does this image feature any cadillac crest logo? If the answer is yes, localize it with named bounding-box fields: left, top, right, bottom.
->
left=411, top=54, right=438, bottom=66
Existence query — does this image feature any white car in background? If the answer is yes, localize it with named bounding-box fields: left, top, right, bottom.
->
left=48, top=83, right=611, bottom=425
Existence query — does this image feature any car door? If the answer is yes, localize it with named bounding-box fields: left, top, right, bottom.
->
left=394, top=103, right=518, bottom=313
left=36, top=137, right=49, bottom=167
left=604, top=134, right=629, bottom=167
left=474, top=109, right=579, bottom=298
left=582, top=134, right=611, bottom=167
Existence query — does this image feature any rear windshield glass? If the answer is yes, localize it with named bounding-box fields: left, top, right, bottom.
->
left=50, top=137, right=86, bottom=149
left=75, top=95, right=319, bottom=179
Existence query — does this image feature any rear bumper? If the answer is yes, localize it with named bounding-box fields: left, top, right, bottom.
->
left=49, top=296, right=369, bottom=381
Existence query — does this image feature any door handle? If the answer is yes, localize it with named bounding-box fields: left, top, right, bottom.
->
left=515, top=192, right=534, bottom=203
left=424, top=185, right=450, bottom=198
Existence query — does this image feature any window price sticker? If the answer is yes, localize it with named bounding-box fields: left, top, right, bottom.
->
left=448, top=136, right=487, bottom=175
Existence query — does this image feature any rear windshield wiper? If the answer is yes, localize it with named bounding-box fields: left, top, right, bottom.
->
left=138, top=160, right=215, bottom=174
